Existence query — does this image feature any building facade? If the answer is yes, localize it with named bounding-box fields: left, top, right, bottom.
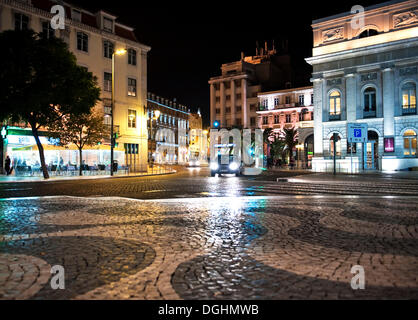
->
left=0, top=0, right=150, bottom=172
left=147, top=93, right=190, bottom=164
left=209, top=43, right=294, bottom=130
left=257, top=87, right=315, bottom=168
left=306, top=0, right=418, bottom=172
left=188, top=110, right=207, bottom=163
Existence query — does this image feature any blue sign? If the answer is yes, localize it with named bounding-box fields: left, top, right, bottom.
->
left=347, top=123, right=368, bottom=143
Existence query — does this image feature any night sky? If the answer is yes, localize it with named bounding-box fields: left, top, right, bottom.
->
left=69, top=0, right=383, bottom=126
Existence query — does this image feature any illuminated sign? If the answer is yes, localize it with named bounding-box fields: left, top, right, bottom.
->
left=347, top=123, right=368, bottom=143
left=1, top=126, right=6, bottom=139
left=384, top=137, right=395, bottom=153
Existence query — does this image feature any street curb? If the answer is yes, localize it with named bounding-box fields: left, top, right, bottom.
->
left=0, top=170, right=177, bottom=184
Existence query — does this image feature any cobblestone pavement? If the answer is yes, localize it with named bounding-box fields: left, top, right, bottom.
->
left=1, top=195, right=417, bottom=300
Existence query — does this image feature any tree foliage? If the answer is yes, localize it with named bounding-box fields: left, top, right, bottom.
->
left=0, top=30, right=100, bottom=178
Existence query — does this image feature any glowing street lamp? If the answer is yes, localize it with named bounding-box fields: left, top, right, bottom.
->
left=110, top=48, right=127, bottom=176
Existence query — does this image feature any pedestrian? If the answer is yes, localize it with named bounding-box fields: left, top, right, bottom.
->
left=5, top=155, right=11, bottom=175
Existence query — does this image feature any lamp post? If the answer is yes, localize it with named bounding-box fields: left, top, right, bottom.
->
left=110, top=48, right=127, bottom=176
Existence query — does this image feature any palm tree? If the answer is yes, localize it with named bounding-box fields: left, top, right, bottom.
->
left=283, top=128, right=298, bottom=164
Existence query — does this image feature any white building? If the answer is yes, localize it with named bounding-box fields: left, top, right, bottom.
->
left=306, top=0, right=418, bottom=172
left=0, top=0, right=150, bottom=172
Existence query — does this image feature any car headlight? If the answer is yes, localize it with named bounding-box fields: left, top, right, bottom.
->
left=229, top=162, right=239, bottom=170
left=210, top=162, right=219, bottom=170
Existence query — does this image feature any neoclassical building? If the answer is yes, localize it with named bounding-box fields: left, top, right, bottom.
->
left=306, top=0, right=417, bottom=172
left=0, top=0, right=150, bottom=172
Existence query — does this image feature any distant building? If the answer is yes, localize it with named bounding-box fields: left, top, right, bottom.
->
left=209, top=42, right=295, bottom=129
left=188, top=110, right=207, bottom=162
left=147, top=93, right=190, bottom=164
left=257, top=86, right=314, bottom=168
left=306, top=0, right=418, bottom=172
left=0, top=0, right=150, bottom=173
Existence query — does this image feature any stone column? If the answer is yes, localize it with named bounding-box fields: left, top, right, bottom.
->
left=241, top=78, right=248, bottom=128
left=220, top=82, right=225, bottom=127
left=382, top=67, right=395, bottom=137
left=345, top=73, right=357, bottom=122
left=313, top=78, right=324, bottom=157
left=210, top=83, right=216, bottom=127
left=231, top=80, right=236, bottom=126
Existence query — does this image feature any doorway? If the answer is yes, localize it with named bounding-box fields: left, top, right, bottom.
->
left=364, top=131, right=379, bottom=170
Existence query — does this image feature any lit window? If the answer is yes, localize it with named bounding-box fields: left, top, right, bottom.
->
left=128, top=78, right=137, bottom=97
left=402, top=82, right=416, bottom=115
left=330, top=134, right=341, bottom=157
left=103, top=41, right=114, bottom=59
left=128, top=109, right=137, bottom=128
left=329, top=90, right=341, bottom=116
left=77, top=32, right=88, bottom=52
left=403, top=130, right=417, bottom=157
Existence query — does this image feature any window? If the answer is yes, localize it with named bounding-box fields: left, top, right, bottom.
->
left=250, top=117, right=256, bottom=126
left=274, top=98, right=279, bottom=106
left=128, top=49, right=137, bottom=66
left=103, top=41, right=114, bottom=59
left=274, top=115, right=279, bottom=124
left=236, top=106, right=242, bottom=112
left=128, top=78, right=137, bottom=97
left=286, top=114, right=291, bottom=123
left=77, top=32, right=88, bottom=52
left=103, top=17, right=114, bottom=33
left=329, top=90, right=341, bottom=119
left=403, top=130, right=417, bottom=157
left=359, top=29, right=378, bottom=38
left=285, top=96, right=291, bottom=104
left=236, top=94, right=242, bottom=100
left=402, top=82, right=416, bottom=115
left=364, top=87, right=377, bottom=117
left=235, top=119, right=241, bottom=126
left=330, top=134, right=341, bottom=157
left=104, top=72, right=112, bottom=92
left=216, top=109, right=220, bottom=114
left=225, top=107, right=231, bottom=114
left=299, top=95, right=305, bottom=106
left=15, top=13, right=29, bottom=31
left=72, top=9, right=82, bottom=22
left=263, top=116, right=268, bottom=125
left=42, top=21, right=55, bottom=38
left=263, top=99, right=268, bottom=107
left=311, top=94, right=314, bottom=105
left=128, top=110, right=137, bottom=128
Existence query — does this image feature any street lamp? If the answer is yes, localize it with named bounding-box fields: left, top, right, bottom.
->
left=110, top=48, right=127, bottom=176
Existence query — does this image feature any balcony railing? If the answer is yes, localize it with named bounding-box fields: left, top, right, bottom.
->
left=402, top=105, right=417, bottom=116
left=329, top=113, right=341, bottom=121
left=363, top=110, right=376, bottom=118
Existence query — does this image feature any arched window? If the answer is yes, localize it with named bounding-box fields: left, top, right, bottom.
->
left=403, top=130, right=417, bottom=157
left=364, top=87, right=376, bottom=117
left=359, top=29, right=378, bottom=38
left=330, top=134, right=341, bottom=157
left=329, top=91, right=341, bottom=120
left=402, top=82, right=416, bottom=115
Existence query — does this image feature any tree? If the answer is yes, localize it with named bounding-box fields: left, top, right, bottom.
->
left=0, top=30, right=100, bottom=179
left=271, top=138, right=286, bottom=162
left=50, top=111, right=108, bottom=176
left=283, top=128, right=298, bottom=164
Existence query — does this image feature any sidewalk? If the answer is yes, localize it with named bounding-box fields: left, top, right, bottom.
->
left=0, top=166, right=176, bottom=183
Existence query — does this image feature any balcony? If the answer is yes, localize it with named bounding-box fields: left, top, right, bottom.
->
left=329, top=113, right=341, bottom=121
left=402, top=105, right=417, bottom=116
left=363, top=110, right=376, bottom=118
